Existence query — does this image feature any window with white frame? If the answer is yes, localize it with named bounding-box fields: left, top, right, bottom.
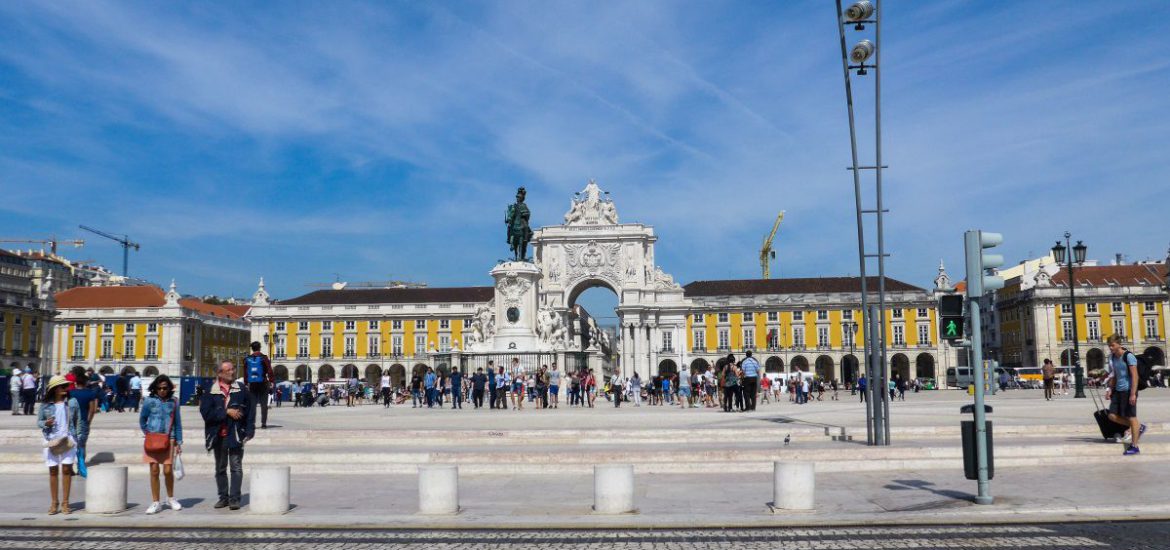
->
left=123, top=323, right=135, bottom=334
left=662, top=331, right=673, bottom=351
left=344, top=336, right=355, bottom=356
left=917, top=308, right=928, bottom=317
left=321, top=336, right=333, bottom=357
left=817, top=310, right=828, bottom=321
left=717, top=328, right=730, bottom=349
left=891, top=309, right=903, bottom=319
left=718, top=313, right=729, bottom=323
left=439, top=335, right=450, bottom=351
left=368, top=320, right=379, bottom=330
left=416, top=319, right=426, bottom=330
left=1087, top=319, right=1100, bottom=340
left=275, top=321, right=285, bottom=332
left=1146, top=318, right=1159, bottom=339
left=440, top=319, right=450, bottom=330
left=1145, top=301, right=1157, bottom=313
left=298, top=337, right=309, bottom=357
left=392, top=335, right=403, bottom=355
left=146, top=337, right=159, bottom=357
left=1061, top=303, right=1072, bottom=314
left=892, top=325, right=905, bottom=346
left=72, top=339, right=84, bottom=358
left=271, top=337, right=282, bottom=357
left=74, top=323, right=84, bottom=332
left=918, top=324, right=930, bottom=345
left=1112, top=302, right=1123, bottom=313
left=322, top=321, right=332, bottom=331
left=793, top=326, right=805, bottom=347
left=1087, top=303, right=1098, bottom=313
left=463, top=319, right=472, bottom=329
left=793, top=311, right=803, bottom=322
left=462, top=333, right=471, bottom=350
left=13, top=314, right=21, bottom=325
left=103, top=323, right=113, bottom=334
left=368, top=335, right=380, bottom=356
left=692, top=329, right=706, bottom=350
left=101, top=339, right=113, bottom=358
left=842, top=309, right=853, bottom=320
left=1062, top=320, right=1073, bottom=340
left=345, top=320, right=355, bottom=331
left=123, top=338, right=135, bottom=358
left=743, top=328, right=754, bottom=349
left=816, top=326, right=829, bottom=347
left=297, top=321, right=307, bottom=331
left=1112, top=319, right=1126, bottom=339
left=742, top=312, right=754, bottom=322
left=693, top=313, right=704, bottom=323
left=767, top=311, right=778, bottom=322
left=415, top=335, right=426, bottom=353
left=392, top=320, right=402, bottom=330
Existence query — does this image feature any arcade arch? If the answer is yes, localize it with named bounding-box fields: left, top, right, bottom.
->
left=815, top=355, right=835, bottom=381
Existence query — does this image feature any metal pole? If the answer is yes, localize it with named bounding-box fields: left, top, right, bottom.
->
left=968, top=298, right=993, bottom=504
left=869, top=305, right=884, bottom=443
left=835, top=0, right=876, bottom=446
left=873, top=0, right=891, bottom=446
left=1068, top=234, right=1085, bottom=398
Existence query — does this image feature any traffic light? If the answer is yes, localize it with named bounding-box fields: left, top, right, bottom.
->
left=964, top=231, right=1005, bottom=298
left=939, top=294, right=965, bottom=341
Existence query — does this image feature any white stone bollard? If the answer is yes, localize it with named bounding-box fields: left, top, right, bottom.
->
left=593, top=464, right=636, bottom=514
left=771, top=461, right=815, bottom=511
left=85, top=466, right=128, bottom=514
left=249, top=466, right=290, bottom=514
left=418, top=465, right=460, bottom=514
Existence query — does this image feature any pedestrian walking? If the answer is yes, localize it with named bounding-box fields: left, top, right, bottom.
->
left=140, top=375, right=183, bottom=514
left=740, top=351, right=761, bottom=411
left=128, top=370, right=142, bottom=412
left=584, top=369, right=597, bottom=408
left=22, top=369, right=39, bottom=415
left=424, top=368, right=437, bottom=408
left=759, top=374, right=771, bottom=405
left=66, top=367, right=98, bottom=475
left=381, top=372, right=392, bottom=407
left=39, top=375, right=79, bottom=515
left=1042, top=358, right=1056, bottom=401
left=858, top=375, right=867, bottom=403
left=450, top=367, right=464, bottom=409
left=200, top=361, right=255, bottom=510
left=678, top=364, right=692, bottom=409
left=496, top=366, right=510, bottom=410
left=471, top=368, right=486, bottom=408
left=548, top=364, right=561, bottom=409
left=9, top=368, right=23, bottom=415
left=1105, top=334, right=1146, bottom=455
left=721, top=358, right=739, bottom=412
left=243, top=342, right=274, bottom=428
left=629, top=372, right=643, bottom=407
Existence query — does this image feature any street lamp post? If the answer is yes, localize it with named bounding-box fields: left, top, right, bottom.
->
left=1052, top=234, right=1087, bottom=399
left=849, top=321, right=859, bottom=386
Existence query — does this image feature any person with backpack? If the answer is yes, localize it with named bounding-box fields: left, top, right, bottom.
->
left=1105, top=334, right=1148, bottom=455
left=243, top=341, right=274, bottom=429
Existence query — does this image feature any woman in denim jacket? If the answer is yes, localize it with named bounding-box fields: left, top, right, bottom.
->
left=38, top=375, right=80, bottom=514
left=139, top=375, right=182, bottom=514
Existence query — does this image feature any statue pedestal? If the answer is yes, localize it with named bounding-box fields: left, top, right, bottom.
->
left=491, top=262, right=542, bottom=351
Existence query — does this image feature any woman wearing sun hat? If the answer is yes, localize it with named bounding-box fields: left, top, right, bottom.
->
left=37, top=375, right=80, bottom=514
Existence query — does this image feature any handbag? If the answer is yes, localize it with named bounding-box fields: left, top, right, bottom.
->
left=42, top=401, right=75, bottom=455
left=173, top=452, right=185, bottom=481
left=144, top=398, right=176, bottom=454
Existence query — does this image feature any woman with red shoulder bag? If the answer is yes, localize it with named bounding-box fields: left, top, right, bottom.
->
left=139, top=375, right=183, bottom=514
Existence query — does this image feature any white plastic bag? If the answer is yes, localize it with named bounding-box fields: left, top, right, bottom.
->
left=173, top=453, right=185, bottom=481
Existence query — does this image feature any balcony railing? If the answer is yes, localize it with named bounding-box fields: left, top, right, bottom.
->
left=296, top=353, right=309, bottom=359
left=659, top=347, right=674, bottom=353
left=71, top=355, right=85, bottom=361
left=343, top=352, right=356, bottom=359
left=12, top=350, right=22, bottom=357
left=100, top=354, right=113, bottom=360
left=144, top=354, right=159, bottom=360
left=368, top=352, right=381, bottom=358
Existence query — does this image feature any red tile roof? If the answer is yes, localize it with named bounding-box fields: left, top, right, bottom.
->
left=1050, top=264, right=1168, bottom=287
left=179, top=298, right=243, bottom=320
left=55, top=286, right=166, bottom=309
left=221, top=304, right=251, bottom=317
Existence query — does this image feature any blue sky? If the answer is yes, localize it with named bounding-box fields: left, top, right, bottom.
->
left=1, top=1, right=1167, bottom=315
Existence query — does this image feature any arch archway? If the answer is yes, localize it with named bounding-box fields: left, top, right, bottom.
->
left=389, top=364, right=407, bottom=388
left=341, top=364, right=358, bottom=380
left=815, top=355, right=835, bottom=381
left=142, top=366, right=159, bottom=377
left=295, top=364, right=311, bottom=383
left=273, top=365, right=289, bottom=382
left=412, top=363, right=429, bottom=377
left=791, top=355, right=809, bottom=372
left=318, top=364, right=335, bottom=381
left=657, top=359, right=678, bottom=376
left=365, top=364, right=382, bottom=386
left=891, top=353, right=910, bottom=382
left=915, top=353, right=936, bottom=381
left=1086, top=348, right=1105, bottom=373
left=1144, top=347, right=1166, bottom=367
left=842, top=354, right=860, bottom=384
left=765, top=356, right=783, bottom=373
left=567, top=279, right=621, bottom=352
left=689, top=358, right=710, bottom=373
left=1060, top=349, right=1074, bottom=367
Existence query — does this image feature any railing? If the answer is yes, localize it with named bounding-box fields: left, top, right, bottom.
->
left=297, top=353, right=309, bottom=359
left=144, top=354, right=159, bottom=360
left=368, top=352, right=381, bottom=358
left=100, top=354, right=113, bottom=360
left=12, top=350, right=22, bottom=356
left=343, top=352, right=356, bottom=358
left=71, top=355, right=85, bottom=361
left=659, top=347, right=674, bottom=353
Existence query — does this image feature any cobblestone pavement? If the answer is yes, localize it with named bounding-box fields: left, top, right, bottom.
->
left=0, top=523, right=1164, bottom=549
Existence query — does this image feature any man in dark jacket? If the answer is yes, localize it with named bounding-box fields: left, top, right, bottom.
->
left=243, top=342, right=274, bottom=429
left=200, top=360, right=255, bottom=510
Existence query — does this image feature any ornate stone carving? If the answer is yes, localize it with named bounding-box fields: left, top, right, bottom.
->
left=564, top=179, right=619, bottom=226
left=497, top=274, right=532, bottom=307
left=536, top=306, right=568, bottom=350
left=467, top=301, right=497, bottom=350
left=252, top=277, right=270, bottom=306
left=564, top=240, right=621, bottom=286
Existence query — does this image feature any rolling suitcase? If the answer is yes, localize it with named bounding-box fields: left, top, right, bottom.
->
left=1089, top=385, right=1125, bottom=441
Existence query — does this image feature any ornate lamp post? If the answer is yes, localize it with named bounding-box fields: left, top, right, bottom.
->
left=848, top=321, right=860, bottom=386
left=1052, top=234, right=1087, bottom=398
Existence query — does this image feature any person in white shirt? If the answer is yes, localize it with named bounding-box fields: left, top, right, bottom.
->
left=380, top=373, right=392, bottom=408
left=9, top=368, right=22, bottom=416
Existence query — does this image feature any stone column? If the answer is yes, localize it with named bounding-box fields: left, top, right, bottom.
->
left=648, top=322, right=659, bottom=376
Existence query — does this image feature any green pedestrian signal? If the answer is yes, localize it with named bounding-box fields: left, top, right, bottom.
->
left=942, top=316, right=965, bottom=341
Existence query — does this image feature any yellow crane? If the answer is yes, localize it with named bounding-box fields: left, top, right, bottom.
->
left=759, top=211, right=785, bottom=279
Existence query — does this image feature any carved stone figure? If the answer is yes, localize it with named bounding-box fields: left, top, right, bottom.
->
left=469, top=302, right=496, bottom=349
left=506, top=187, right=533, bottom=261
left=563, top=179, right=620, bottom=226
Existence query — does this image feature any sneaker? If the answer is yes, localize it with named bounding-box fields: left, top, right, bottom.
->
left=145, top=502, right=163, bottom=515
left=1122, top=431, right=1133, bottom=444
left=213, top=498, right=229, bottom=509
left=1124, top=446, right=1141, bottom=456
left=166, top=499, right=182, bottom=511
left=228, top=500, right=241, bottom=510
left=1139, top=424, right=1147, bottom=437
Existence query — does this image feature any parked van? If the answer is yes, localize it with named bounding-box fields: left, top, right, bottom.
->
left=946, top=367, right=973, bottom=388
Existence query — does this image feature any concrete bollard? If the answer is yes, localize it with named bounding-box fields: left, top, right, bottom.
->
left=85, top=466, right=128, bottom=514
left=593, top=464, right=636, bottom=514
left=249, top=466, right=291, bottom=514
left=418, top=465, right=460, bottom=514
left=771, top=461, right=815, bottom=512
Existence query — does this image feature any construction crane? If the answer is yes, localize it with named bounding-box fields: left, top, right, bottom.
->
left=759, top=210, right=785, bottom=279
left=0, top=237, right=84, bottom=255
left=79, top=225, right=140, bottom=276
